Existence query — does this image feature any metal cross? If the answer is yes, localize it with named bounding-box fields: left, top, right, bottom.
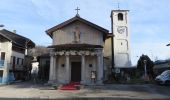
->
left=118, top=2, right=120, bottom=9
left=75, top=7, right=80, bottom=15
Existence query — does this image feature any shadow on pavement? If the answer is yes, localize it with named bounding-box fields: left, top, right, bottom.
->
left=0, top=97, right=169, bottom=100
left=85, top=84, right=170, bottom=97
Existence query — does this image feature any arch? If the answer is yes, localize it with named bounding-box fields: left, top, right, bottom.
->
left=118, top=13, right=123, bottom=21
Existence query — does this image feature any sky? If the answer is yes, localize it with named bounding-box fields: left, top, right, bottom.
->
left=0, top=0, right=170, bottom=65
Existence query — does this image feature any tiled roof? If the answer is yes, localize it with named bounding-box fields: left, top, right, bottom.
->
left=0, top=29, right=35, bottom=48
left=46, top=15, right=109, bottom=38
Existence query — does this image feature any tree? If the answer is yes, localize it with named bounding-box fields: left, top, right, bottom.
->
left=137, top=54, right=154, bottom=79
left=28, top=45, right=49, bottom=57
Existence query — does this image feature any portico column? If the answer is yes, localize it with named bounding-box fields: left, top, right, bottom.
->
left=53, top=56, right=57, bottom=81
left=48, top=55, right=55, bottom=84
left=97, top=52, right=103, bottom=85
left=81, top=55, right=85, bottom=84
left=65, top=55, right=70, bottom=83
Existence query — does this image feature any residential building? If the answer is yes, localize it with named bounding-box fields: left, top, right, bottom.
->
left=0, top=29, right=35, bottom=83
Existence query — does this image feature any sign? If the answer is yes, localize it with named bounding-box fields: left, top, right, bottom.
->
left=115, top=68, right=120, bottom=73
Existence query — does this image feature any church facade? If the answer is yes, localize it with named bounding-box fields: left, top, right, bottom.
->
left=46, top=9, right=132, bottom=85
left=46, top=15, right=108, bottom=85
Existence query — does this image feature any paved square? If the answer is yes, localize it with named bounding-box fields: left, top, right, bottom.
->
left=0, top=82, right=169, bottom=100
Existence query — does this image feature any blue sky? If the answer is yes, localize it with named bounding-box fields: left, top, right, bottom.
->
left=0, top=0, right=170, bottom=65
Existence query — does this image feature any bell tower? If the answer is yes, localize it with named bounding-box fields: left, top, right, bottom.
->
left=111, top=10, right=131, bottom=68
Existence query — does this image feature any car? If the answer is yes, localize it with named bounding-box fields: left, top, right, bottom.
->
left=155, top=70, right=170, bottom=85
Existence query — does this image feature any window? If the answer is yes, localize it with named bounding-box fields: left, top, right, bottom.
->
left=21, top=59, right=24, bottom=65
left=1, top=52, right=5, bottom=60
left=13, top=57, right=16, bottom=65
left=121, top=42, right=123, bottom=45
left=118, top=13, right=123, bottom=21
left=0, top=70, right=3, bottom=77
left=17, top=58, right=20, bottom=65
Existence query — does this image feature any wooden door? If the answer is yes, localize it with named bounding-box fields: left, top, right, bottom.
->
left=71, top=62, right=81, bottom=82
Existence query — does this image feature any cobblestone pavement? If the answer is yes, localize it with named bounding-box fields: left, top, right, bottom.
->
left=0, top=81, right=169, bottom=100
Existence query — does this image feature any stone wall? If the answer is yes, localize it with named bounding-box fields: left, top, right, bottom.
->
left=52, top=21, right=103, bottom=46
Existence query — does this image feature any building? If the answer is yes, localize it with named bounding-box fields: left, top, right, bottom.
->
left=0, top=29, right=35, bottom=83
left=46, top=14, right=109, bottom=85
left=46, top=9, right=132, bottom=85
left=104, top=10, right=132, bottom=75
left=154, top=60, right=170, bottom=75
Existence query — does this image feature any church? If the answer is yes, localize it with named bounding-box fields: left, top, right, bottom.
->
left=46, top=9, right=131, bottom=85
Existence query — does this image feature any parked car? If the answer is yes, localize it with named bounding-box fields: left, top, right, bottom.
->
left=155, top=70, right=170, bottom=85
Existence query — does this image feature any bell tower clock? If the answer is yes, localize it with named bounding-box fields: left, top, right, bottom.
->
left=111, top=10, right=131, bottom=69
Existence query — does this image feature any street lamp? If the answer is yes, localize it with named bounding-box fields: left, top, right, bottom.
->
left=143, top=60, right=149, bottom=81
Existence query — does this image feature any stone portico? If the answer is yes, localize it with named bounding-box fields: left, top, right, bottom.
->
left=48, top=47, right=103, bottom=85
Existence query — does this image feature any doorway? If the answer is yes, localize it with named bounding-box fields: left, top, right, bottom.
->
left=71, top=62, right=81, bottom=82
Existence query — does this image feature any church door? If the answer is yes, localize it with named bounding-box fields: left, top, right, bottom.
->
left=71, top=62, right=81, bottom=82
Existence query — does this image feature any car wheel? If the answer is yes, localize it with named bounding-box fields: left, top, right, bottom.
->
left=165, top=80, right=170, bottom=85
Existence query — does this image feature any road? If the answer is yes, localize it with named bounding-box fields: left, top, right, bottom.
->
left=0, top=81, right=169, bottom=100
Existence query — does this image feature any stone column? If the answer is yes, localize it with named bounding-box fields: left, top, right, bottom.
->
left=65, top=55, right=70, bottom=83
left=97, top=51, right=103, bottom=85
left=53, top=56, right=57, bottom=81
left=48, top=54, right=56, bottom=84
left=48, top=55, right=54, bottom=83
left=81, top=55, right=85, bottom=84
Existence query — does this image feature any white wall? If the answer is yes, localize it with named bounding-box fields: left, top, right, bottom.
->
left=11, top=51, right=25, bottom=69
left=57, top=56, right=66, bottom=83
left=111, top=10, right=131, bottom=68
left=0, top=41, right=12, bottom=83
left=0, top=41, right=12, bottom=62
left=84, top=56, right=97, bottom=84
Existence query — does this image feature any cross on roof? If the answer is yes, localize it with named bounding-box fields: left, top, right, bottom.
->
left=118, top=2, right=120, bottom=9
left=75, top=7, right=80, bottom=16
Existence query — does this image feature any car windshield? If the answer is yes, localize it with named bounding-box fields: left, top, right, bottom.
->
left=161, top=70, right=170, bottom=76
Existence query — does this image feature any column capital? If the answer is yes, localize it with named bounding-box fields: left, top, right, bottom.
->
left=97, top=53, right=102, bottom=57
left=81, top=53, right=86, bottom=57
left=65, top=51, right=70, bottom=56
left=50, top=52, right=55, bottom=56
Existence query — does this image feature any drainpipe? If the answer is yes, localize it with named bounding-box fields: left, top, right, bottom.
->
left=111, top=13, right=115, bottom=75
left=25, top=40, right=30, bottom=55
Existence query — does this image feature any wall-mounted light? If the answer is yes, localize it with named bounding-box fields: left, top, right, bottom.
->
left=89, top=64, right=93, bottom=67
left=61, top=64, right=65, bottom=67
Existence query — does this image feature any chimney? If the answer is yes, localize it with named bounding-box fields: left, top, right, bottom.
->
left=0, top=25, right=4, bottom=30
left=13, top=30, right=17, bottom=33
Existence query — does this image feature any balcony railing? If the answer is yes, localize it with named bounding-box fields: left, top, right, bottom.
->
left=0, top=60, right=5, bottom=68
